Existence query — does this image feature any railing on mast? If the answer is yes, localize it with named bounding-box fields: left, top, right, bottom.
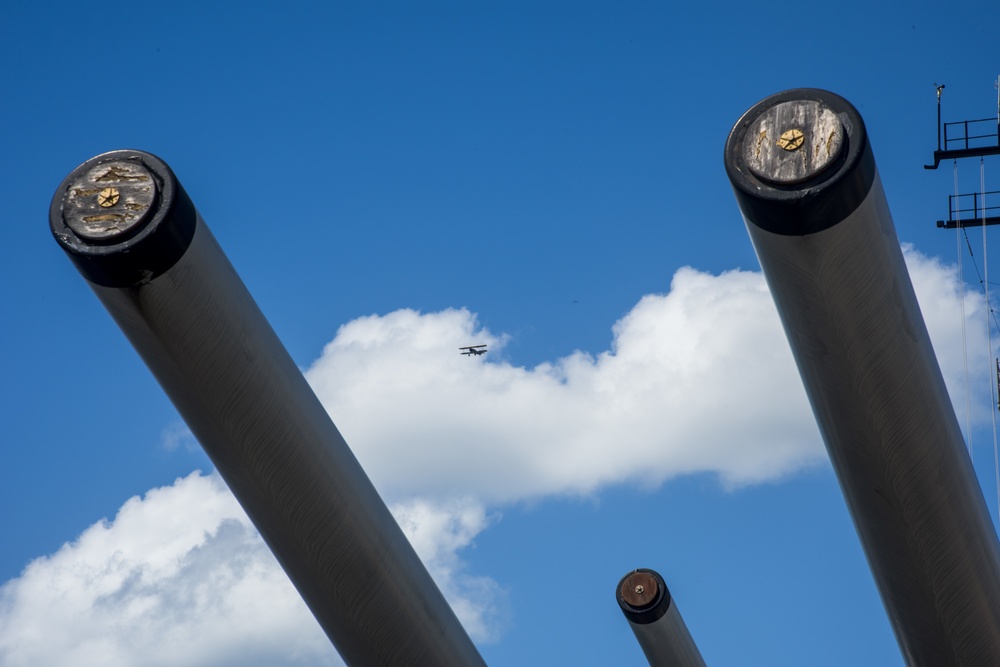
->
left=937, top=189, right=1000, bottom=228
left=925, top=82, right=1000, bottom=170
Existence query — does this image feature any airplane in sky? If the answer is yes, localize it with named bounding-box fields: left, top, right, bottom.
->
left=459, top=344, right=487, bottom=356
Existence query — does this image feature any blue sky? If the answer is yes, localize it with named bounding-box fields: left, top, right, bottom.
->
left=3, top=1, right=1000, bottom=665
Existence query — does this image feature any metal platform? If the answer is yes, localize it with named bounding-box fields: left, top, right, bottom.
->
left=925, top=117, right=1000, bottom=169
left=936, top=189, right=1000, bottom=228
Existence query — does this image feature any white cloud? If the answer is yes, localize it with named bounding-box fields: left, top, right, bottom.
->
left=0, top=474, right=503, bottom=667
left=906, top=245, right=993, bottom=437
left=2, top=246, right=987, bottom=666
left=305, top=246, right=990, bottom=501
left=389, top=498, right=507, bottom=642
left=160, top=422, right=197, bottom=452
left=306, top=267, right=821, bottom=500
left=0, top=473, right=337, bottom=667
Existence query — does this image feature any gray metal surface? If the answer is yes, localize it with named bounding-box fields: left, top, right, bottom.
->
left=727, top=91, right=1000, bottom=666
left=628, top=605, right=706, bottom=667
left=617, top=569, right=706, bottom=667
left=51, top=152, right=487, bottom=667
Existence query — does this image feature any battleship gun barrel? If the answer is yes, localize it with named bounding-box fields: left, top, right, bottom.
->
left=617, top=569, right=706, bottom=667
left=725, top=89, right=1000, bottom=665
left=49, top=150, right=487, bottom=667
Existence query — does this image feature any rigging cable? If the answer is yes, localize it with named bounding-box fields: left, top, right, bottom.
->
left=984, top=157, right=1000, bottom=520
left=958, top=159, right=974, bottom=458
left=960, top=228, right=1000, bottom=333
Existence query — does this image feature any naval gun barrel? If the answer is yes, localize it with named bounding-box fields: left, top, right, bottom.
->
left=616, top=569, right=706, bottom=667
left=725, top=89, right=1000, bottom=665
left=49, top=150, right=487, bottom=667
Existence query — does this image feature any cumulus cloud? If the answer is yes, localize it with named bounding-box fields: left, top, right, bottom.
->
left=905, top=245, right=993, bottom=435
left=0, top=473, right=335, bottom=667
left=307, top=269, right=816, bottom=500
left=2, top=247, right=988, bottom=666
left=389, top=498, right=506, bottom=642
left=0, top=474, right=502, bottom=667
left=305, top=245, right=990, bottom=502
left=160, top=422, right=197, bottom=453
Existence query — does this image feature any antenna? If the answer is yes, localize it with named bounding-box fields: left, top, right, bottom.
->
left=935, top=82, right=945, bottom=153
